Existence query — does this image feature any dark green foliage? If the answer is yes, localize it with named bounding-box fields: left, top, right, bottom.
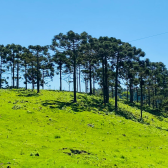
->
left=28, top=45, right=49, bottom=93
left=1, top=30, right=168, bottom=116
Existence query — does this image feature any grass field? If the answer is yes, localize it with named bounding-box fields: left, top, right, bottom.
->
left=0, top=89, right=168, bottom=168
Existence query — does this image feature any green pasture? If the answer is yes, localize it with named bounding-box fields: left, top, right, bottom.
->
left=0, top=89, right=168, bottom=168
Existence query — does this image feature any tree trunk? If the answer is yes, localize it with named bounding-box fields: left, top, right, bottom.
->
left=153, top=88, right=155, bottom=109
left=60, top=64, right=62, bottom=91
left=155, top=81, right=157, bottom=108
left=129, top=85, right=132, bottom=103
left=42, top=69, right=44, bottom=90
left=130, top=80, right=133, bottom=103
left=12, top=52, right=15, bottom=88
left=37, top=51, right=40, bottom=93
left=148, top=88, right=150, bottom=106
left=32, top=63, right=34, bottom=91
left=73, top=50, right=77, bottom=102
left=140, top=75, right=143, bottom=120
left=105, top=56, right=109, bottom=103
left=115, top=55, right=119, bottom=110
left=25, top=63, right=27, bottom=90
left=85, top=75, right=87, bottom=93
left=77, top=67, right=78, bottom=92
left=102, top=57, right=105, bottom=104
left=16, top=59, right=19, bottom=89
left=127, top=87, right=128, bottom=101
left=79, top=65, right=81, bottom=92
left=89, top=62, right=92, bottom=94
left=93, top=70, right=95, bottom=95
left=11, top=66, right=12, bottom=87
left=136, top=88, right=138, bottom=103
left=0, top=56, right=2, bottom=89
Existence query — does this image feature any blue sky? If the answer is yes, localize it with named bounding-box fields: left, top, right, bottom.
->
left=1, top=0, right=168, bottom=90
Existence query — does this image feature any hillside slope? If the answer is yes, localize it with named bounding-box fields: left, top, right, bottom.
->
left=0, top=89, right=168, bottom=168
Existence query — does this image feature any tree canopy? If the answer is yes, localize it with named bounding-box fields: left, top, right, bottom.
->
left=1, top=30, right=168, bottom=119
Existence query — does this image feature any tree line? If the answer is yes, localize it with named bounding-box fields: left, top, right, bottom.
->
left=1, top=30, right=168, bottom=117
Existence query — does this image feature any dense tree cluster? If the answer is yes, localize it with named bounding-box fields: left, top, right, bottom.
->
left=1, top=30, right=168, bottom=117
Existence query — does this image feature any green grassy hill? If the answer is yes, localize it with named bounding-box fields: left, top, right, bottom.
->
left=0, top=89, right=168, bottom=168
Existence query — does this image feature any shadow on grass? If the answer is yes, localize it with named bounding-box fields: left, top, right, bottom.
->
left=121, top=100, right=167, bottom=117
left=18, top=93, right=40, bottom=97
left=15, top=90, right=40, bottom=97
left=41, top=96, right=139, bottom=123
left=115, top=109, right=137, bottom=120
left=42, top=100, right=83, bottom=112
left=41, top=94, right=114, bottom=112
left=156, top=126, right=168, bottom=131
left=41, top=94, right=138, bottom=121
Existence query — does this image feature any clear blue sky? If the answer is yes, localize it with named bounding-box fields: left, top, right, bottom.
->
left=1, top=0, right=168, bottom=90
